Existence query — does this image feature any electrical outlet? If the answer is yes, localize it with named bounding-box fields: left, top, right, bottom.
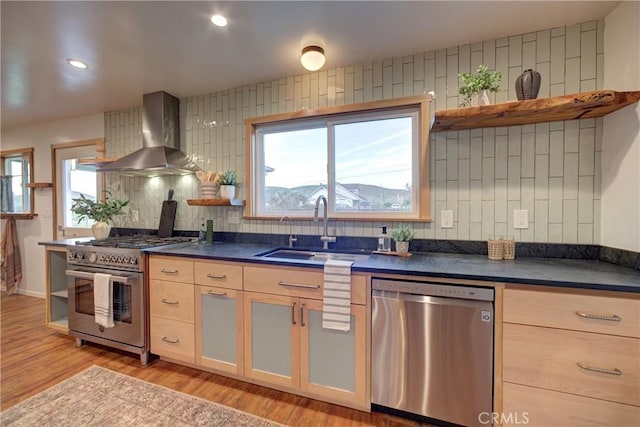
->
left=131, top=210, right=139, bottom=222
left=228, top=210, right=240, bottom=224
left=514, top=209, right=528, bottom=229
left=441, top=210, right=454, bottom=228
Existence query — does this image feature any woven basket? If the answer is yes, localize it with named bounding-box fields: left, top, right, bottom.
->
left=487, top=239, right=504, bottom=260
left=503, top=239, right=515, bottom=260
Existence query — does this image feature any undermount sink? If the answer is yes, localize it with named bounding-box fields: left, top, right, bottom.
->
left=256, top=248, right=371, bottom=262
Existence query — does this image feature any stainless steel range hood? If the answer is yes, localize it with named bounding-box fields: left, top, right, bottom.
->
left=100, top=91, right=200, bottom=176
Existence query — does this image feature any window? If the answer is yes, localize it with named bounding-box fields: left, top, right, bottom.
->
left=1, top=148, right=34, bottom=217
left=53, top=141, right=103, bottom=238
left=246, top=96, right=431, bottom=220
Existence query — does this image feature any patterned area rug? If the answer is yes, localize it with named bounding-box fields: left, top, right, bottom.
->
left=1, top=365, right=285, bottom=426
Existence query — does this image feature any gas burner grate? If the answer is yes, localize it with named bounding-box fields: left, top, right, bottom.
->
left=76, top=235, right=195, bottom=249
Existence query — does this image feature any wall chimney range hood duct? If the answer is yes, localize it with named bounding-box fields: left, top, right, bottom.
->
left=100, top=91, right=200, bottom=176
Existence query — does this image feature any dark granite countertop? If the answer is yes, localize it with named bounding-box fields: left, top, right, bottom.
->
left=143, top=242, right=640, bottom=293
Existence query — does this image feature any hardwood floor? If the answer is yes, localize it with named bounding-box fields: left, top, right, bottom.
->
left=1, top=293, right=424, bottom=426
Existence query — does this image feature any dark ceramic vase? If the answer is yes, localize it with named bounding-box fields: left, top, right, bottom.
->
left=515, top=69, right=541, bottom=100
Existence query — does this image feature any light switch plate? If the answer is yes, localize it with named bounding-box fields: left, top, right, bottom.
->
left=42, top=208, right=52, bottom=218
left=441, top=210, right=454, bottom=228
left=131, top=210, right=139, bottom=222
left=514, top=209, right=528, bottom=229
left=228, top=210, right=240, bottom=224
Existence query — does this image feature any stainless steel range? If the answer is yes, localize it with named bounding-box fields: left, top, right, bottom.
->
left=66, top=235, right=194, bottom=365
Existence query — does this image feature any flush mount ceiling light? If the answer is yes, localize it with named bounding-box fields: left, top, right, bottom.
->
left=67, top=58, right=89, bottom=69
left=210, top=14, right=228, bottom=27
left=300, top=45, right=325, bottom=71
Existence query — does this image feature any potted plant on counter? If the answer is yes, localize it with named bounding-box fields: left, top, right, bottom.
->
left=71, top=190, right=129, bottom=240
left=219, top=170, right=237, bottom=200
left=458, top=64, right=502, bottom=107
left=392, top=223, right=414, bottom=254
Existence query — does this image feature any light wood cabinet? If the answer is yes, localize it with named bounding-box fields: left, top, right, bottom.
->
left=45, top=246, right=69, bottom=332
left=502, top=287, right=640, bottom=426
left=149, top=255, right=369, bottom=410
left=243, top=266, right=368, bottom=409
left=149, top=257, right=195, bottom=363
left=195, top=285, right=244, bottom=375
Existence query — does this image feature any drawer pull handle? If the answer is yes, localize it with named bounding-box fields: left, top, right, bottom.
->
left=291, top=302, right=297, bottom=325
left=575, top=311, right=621, bottom=322
left=160, top=269, right=178, bottom=274
left=207, top=290, right=227, bottom=297
left=207, top=273, right=227, bottom=279
left=576, top=362, right=622, bottom=376
left=161, top=337, right=180, bottom=344
left=278, top=281, right=320, bottom=290
left=161, top=299, right=179, bottom=305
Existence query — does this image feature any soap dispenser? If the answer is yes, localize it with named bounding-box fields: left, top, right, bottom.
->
left=378, top=226, right=391, bottom=252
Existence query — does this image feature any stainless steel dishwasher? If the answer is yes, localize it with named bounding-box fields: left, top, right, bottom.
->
left=371, top=278, right=494, bottom=427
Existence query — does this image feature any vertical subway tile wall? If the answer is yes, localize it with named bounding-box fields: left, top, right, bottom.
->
left=106, top=20, right=603, bottom=244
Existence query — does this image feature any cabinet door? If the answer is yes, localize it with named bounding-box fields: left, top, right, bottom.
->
left=195, top=285, right=243, bottom=375
left=46, top=246, right=69, bottom=332
left=243, top=292, right=299, bottom=389
left=299, top=299, right=367, bottom=408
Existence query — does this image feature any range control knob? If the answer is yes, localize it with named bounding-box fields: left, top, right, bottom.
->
left=88, top=252, right=98, bottom=263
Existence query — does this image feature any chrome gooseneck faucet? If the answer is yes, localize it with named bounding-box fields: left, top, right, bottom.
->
left=279, top=215, right=297, bottom=248
left=314, top=196, right=336, bottom=249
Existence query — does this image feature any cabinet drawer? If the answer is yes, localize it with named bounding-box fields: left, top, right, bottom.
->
left=503, top=323, right=640, bottom=406
left=245, top=266, right=323, bottom=299
left=503, top=382, right=640, bottom=427
left=150, top=280, right=194, bottom=323
left=504, top=288, right=640, bottom=338
left=150, top=316, right=195, bottom=363
left=194, top=261, right=243, bottom=290
left=149, top=256, right=194, bottom=283
left=244, top=266, right=366, bottom=304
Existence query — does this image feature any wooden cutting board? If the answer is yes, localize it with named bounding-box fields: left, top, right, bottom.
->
left=158, top=189, right=177, bottom=238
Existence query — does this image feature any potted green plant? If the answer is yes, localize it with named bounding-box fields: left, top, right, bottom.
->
left=219, top=170, right=237, bottom=200
left=458, top=64, right=502, bottom=107
left=392, top=223, right=414, bottom=254
left=71, top=191, right=129, bottom=240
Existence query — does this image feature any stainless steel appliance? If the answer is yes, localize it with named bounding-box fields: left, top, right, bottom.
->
left=371, top=278, right=494, bottom=427
left=66, top=236, right=194, bottom=365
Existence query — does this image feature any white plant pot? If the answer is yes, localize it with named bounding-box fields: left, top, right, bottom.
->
left=470, top=90, right=491, bottom=107
left=91, top=221, right=111, bottom=240
left=395, top=241, right=410, bottom=254
left=220, top=185, right=236, bottom=200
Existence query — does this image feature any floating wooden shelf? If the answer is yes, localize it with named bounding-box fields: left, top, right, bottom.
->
left=432, top=90, right=640, bottom=132
left=187, top=199, right=245, bottom=206
left=26, top=182, right=53, bottom=189
left=78, top=158, right=119, bottom=167
left=1, top=213, right=38, bottom=219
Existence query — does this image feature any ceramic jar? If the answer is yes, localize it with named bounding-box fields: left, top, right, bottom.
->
left=515, top=69, right=541, bottom=100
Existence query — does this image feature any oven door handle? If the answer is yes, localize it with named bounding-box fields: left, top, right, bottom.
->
left=65, top=270, right=134, bottom=284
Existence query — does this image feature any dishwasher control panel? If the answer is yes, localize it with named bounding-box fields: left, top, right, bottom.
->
left=372, top=278, right=494, bottom=301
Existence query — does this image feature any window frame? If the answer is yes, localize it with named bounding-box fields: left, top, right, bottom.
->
left=245, top=95, right=432, bottom=221
left=0, top=147, right=35, bottom=219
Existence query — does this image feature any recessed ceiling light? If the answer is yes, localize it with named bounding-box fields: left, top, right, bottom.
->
left=67, top=58, right=89, bottom=69
left=210, top=14, right=228, bottom=27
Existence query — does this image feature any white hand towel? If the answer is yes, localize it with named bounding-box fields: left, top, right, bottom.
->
left=93, top=273, right=114, bottom=328
left=322, top=259, right=353, bottom=332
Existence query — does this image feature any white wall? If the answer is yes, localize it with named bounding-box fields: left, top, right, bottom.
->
left=1, top=114, right=104, bottom=297
left=602, top=1, right=640, bottom=252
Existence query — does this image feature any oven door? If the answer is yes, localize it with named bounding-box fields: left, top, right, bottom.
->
left=66, top=266, right=144, bottom=347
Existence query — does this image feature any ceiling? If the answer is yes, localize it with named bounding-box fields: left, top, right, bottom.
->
left=1, top=1, right=619, bottom=130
